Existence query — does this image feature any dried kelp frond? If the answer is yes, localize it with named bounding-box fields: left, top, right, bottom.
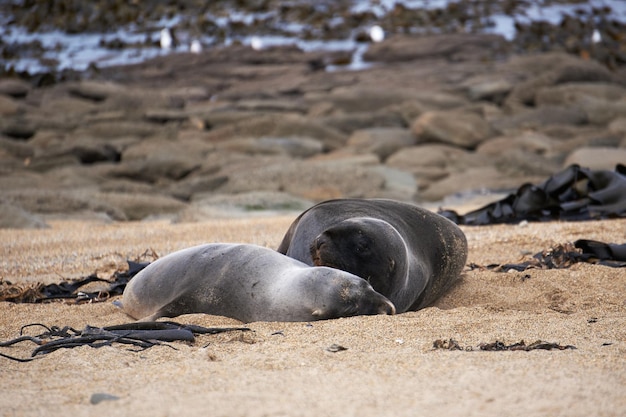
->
left=0, top=321, right=250, bottom=362
left=470, top=240, right=626, bottom=272
left=478, top=340, right=576, bottom=351
left=0, top=259, right=153, bottom=304
left=0, top=280, right=45, bottom=303
left=433, top=338, right=576, bottom=352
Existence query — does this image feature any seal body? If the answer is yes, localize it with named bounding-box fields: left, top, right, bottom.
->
left=277, top=199, right=468, bottom=313
left=121, top=243, right=395, bottom=323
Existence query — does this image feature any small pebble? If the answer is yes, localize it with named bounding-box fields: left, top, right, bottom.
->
left=90, top=392, right=120, bottom=405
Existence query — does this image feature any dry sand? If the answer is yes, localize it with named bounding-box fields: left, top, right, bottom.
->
left=1, top=216, right=625, bottom=417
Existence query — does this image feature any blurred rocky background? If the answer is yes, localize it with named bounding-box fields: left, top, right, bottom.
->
left=1, top=0, right=625, bottom=228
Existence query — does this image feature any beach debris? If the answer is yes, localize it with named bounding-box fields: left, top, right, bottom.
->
left=0, top=321, right=250, bottom=362
left=433, top=339, right=576, bottom=352
left=326, top=343, right=348, bottom=353
left=433, top=339, right=465, bottom=351
left=0, top=259, right=153, bottom=304
left=90, top=392, right=120, bottom=405
left=478, top=340, right=576, bottom=351
left=440, top=164, right=626, bottom=225
left=469, top=240, right=626, bottom=272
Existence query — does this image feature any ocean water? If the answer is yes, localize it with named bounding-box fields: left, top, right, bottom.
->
left=1, top=0, right=624, bottom=74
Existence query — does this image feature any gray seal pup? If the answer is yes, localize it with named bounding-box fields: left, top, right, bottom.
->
left=277, top=198, right=468, bottom=313
left=121, top=243, right=395, bottom=323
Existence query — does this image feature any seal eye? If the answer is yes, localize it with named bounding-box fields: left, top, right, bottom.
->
left=354, top=234, right=370, bottom=255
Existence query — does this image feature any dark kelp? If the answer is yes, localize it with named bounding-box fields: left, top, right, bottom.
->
left=439, top=164, right=626, bottom=225
left=0, top=260, right=150, bottom=303
left=0, top=321, right=250, bottom=362
left=469, top=240, right=626, bottom=272
left=433, top=339, right=576, bottom=351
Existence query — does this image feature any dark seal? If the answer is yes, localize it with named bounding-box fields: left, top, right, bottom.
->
left=277, top=199, right=468, bottom=313
left=121, top=243, right=395, bottom=323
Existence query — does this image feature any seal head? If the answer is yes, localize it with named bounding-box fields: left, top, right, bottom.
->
left=310, top=217, right=409, bottom=298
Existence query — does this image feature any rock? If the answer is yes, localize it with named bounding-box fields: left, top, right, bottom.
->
left=503, top=52, right=617, bottom=110
left=185, top=191, right=313, bottom=217
left=318, top=111, right=407, bottom=134
left=369, top=166, right=418, bottom=201
left=67, top=80, right=126, bottom=102
left=0, top=136, right=34, bottom=160
left=118, top=137, right=212, bottom=183
left=73, top=120, right=162, bottom=140
left=232, top=99, right=308, bottom=114
left=492, top=149, right=562, bottom=177
left=491, top=106, right=588, bottom=133
left=411, top=110, right=493, bottom=149
left=535, top=82, right=626, bottom=106
left=89, top=393, right=120, bottom=405
left=577, top=97, right=626, bottom=126
left=311, top=150, right=380, bottom=166
left=27, top=141, right=121, bottom=171
left=205, top=114, right=348, bottom=151
left=346, top=128, right=416, bottom=160
left=608, top=117, right=626, bottom=136
left=363, top=33, right=507, bottom=62
left=39, top=96, right=98, bottom=118
left=0, top=95, right=22, bottom=116
left=92, top=192, right=187, bottom=221
left=418, top=167, right=538, bottom=201
left=563, top=147, right=626, bottom=170
left=216, top=136, right=324, bottom=158
left=312, top=86, right=417, bottom=113
left=3, top=189, right=100, bottom=217
left=144, top=109, right=191, bottom=123
left=0, top=119, right=36, bottom=140
left=386, top=144, right=487, bottom=189
left=466, top=79, right=514, bottom=104
left=535, top=83, right=626, bottom=125
left=412, top=92, right=469, bottom=111
left=166, top=174, right=228, bottom=201
left=0, top=78, right=31, bottom=98
left=164, top=86, right=212, bottom=103
left=99, top=178, right=160, bottom=195
left=386, top=144, right=481, bottom=173
left=0, top=201, right=48, bottom=229
left=477, top=132, right=556, bottom=156
left=218, top=159, right=387, bottom=201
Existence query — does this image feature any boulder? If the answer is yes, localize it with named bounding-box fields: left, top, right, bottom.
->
left=363, top=33, right=507, bottom=62
left=218, top=159, right=387, bottom=202
left=491, top=106, right=588, bottom=133
left=205, top=113, right=348, bottom=151
left=216, top=136, right=324, bottom=158
left=91, top=192, right=188, bottom=221
left=346, top=128, right=416, bottom=160
left=67, top=80, right=127, bottom=102
left=411, top=110, right=493, bottom=149
left=418, top=167, right=539, bottom=201
left=0, top=95, right=22, bottom=116
left=0, top=78, right=31, bottom=98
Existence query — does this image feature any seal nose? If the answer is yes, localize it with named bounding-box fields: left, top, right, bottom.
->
left=380, top=299, right=396, bottom=315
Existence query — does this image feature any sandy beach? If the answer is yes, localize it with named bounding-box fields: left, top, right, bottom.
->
left=1, top=216, right=624, bottom=417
